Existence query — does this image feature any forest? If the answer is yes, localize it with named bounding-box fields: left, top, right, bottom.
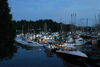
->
left=13, top=19, right=76, bottom=33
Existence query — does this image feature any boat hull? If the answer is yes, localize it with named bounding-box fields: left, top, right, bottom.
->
left=56, top=51, right=88, bottom=59
left=15, top=37, right=43, bottom=47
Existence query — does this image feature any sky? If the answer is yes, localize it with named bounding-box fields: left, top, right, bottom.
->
left=8, top=0, right=100, bottom=26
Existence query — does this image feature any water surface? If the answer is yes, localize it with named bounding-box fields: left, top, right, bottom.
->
left=0, top=43, right=100, bottom=67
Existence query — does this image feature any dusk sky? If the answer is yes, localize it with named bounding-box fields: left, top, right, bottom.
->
left=8, top=0, right=100, bottom=26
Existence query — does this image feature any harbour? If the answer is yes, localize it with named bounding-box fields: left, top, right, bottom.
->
left=13, top=27, right=100, bottom=67
left=0, top=0, right=100, bottom=67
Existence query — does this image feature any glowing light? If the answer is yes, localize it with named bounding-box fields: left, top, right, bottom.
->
left=29, top=37, right=33, bottom=40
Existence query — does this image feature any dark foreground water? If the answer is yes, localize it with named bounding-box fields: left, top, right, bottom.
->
left=0, top=43, right=100, bottom=67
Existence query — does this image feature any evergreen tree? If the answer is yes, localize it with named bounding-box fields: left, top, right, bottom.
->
left=0, top=0, right=15, bottom=43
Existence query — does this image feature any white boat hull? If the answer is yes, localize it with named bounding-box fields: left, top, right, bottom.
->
left=15, top=35, right=43, bottom=47
left=56, top=50, right=88, bottom=58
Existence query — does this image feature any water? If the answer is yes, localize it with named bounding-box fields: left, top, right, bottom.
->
left=0, top=43, right=100, bottom=67
left=0, top=43, right=65, bottom=67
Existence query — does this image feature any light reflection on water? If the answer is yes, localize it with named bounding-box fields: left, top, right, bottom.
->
left=0, top=43, right=100, bottom=67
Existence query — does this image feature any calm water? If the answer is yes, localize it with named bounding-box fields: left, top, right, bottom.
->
left=0, top=43, right=100, bottom=67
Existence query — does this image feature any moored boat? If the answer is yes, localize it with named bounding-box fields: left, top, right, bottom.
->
left=15, top=34, right=43, bottom=47
left=56, top=45, right=88, bottom=59
left=43, top=44, right=59, bottom=51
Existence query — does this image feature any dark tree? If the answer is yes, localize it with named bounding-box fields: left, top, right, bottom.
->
left=0, top=0, right=15, bottom=44
left=15, top=19, right=77, bottom=33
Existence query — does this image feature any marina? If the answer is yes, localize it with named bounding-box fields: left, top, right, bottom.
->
left=14, top=31, right=100, bottom=64
left=1, top=23, right=100, bottom=67
left=1, top=0, right=100, bottom=67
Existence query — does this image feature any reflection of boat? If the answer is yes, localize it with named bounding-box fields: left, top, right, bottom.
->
left=56, top=53, right=88, bottom=67
left=16, top=42, right=43, bottom=50
left=56, top=50, right=88, bottom=58
left=15, top=34, right=43, bottom=47
left=56, top=45, right=88, bottom=59
left=44, top=48, right=54, bottom=57
left=57, top=53, right=100, bottom=67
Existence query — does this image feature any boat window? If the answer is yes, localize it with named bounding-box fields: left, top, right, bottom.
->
left=28, top=42, right=32, bottom=43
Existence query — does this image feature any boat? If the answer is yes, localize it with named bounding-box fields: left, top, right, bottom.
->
left=65, top=37, right=84, bottom=46
left=43, top=44, right=59, bottom=51
left=75, top=37, right=84, bottom=45
left=15, top=34, right=43, bottom=47
left=56, top=45, right=88, bottom=59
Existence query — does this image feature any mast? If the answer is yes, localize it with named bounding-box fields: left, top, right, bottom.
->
left=60, top=18, right=63, bottom=34
left=86, top=18, right=88, bottom=28
left=74, top=13, right=77, bottom=33
left=59, top=18, right=64, bottom=43
left=70, top=13, right=73, bottom=33
left=28, top=22, right=29, bottom=33
left=86, top=18, right=88, bottom=34
left=44, top=22, right=47, bottom=33
left=80, top=18, right=82, bottom=32
left=65, top=9, right=67, bottom=32
left=60, top=22, right=63, bottom=34
left=70, top=13, right=76, bottom=33
left=22, top=25, right=24, bottom=34
left=97, top=12, right=100, bottom=32
left=95, top=15, right=97, bottom=32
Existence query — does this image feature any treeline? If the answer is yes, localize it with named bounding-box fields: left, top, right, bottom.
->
left=13, top=19, right=75, bottom=33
